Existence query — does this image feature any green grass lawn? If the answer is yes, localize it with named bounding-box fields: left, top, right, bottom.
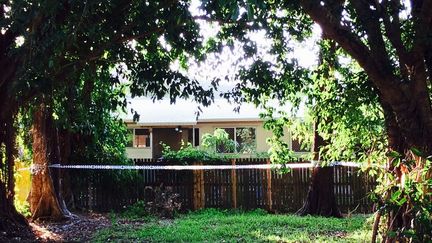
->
left=93, top=209, right=373, bottom=242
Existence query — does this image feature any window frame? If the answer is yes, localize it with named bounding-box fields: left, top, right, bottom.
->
left=127, top=128, right=152, bottom=148
left=215, top=126, right=257, bottom=154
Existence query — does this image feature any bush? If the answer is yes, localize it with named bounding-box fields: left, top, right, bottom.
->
left=121, top=201, right=148, bottom=219
left=145, top=185, right=182, bottom=219
left=372, top=150, right=432, bottom=242
left=161, top=142, right=234, bottom=164
left=122, top=185, right=182, bottom=219
left=14, top=199, right=31, bottom=218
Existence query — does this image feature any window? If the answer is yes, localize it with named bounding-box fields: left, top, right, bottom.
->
left=187, top=128, right=200, bottom=147
left=217, top=128, right=235, bottom=153
left=216, top=127, right=256, bottom=153
left=236, top=127, right=256, bottom=153
left=134, top=129, right=151, bottom=148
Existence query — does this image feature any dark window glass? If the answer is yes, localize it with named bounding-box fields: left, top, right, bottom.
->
left=187, top=128, right=193, bottom=144
left=236, top=127, right=256, bottom=153
left=217, top=128, right=235, bottom=153
left=186, top=128, right=199, bottom=146
left=194, top=128, right=199, bottom=147
left=135, top=129, right=150, bottom=135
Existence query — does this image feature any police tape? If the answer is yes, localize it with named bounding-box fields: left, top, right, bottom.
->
left=44, top=161, right=362, bottom=170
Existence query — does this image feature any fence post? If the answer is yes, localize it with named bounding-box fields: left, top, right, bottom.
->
left=231, top=159, right=237, bottom=209
left=266, top=159, right=273, bottom=211
left=88, top=175, right=93, bottom=211
left=192, top=162, right=205, bottom=210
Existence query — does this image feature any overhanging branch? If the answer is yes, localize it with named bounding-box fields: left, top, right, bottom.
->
left=300, top=0, right=407, bottom=103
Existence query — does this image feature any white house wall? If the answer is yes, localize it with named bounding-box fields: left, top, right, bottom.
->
left=126, top=147, right=152, bottom=159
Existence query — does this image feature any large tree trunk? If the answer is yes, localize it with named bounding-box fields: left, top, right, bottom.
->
left=298, top=32, right=341, bottom=217
left=0, top=83, right=34, bottom=240
left=301, top=0, right=432, bottom=154
left=297, top=120, right=342, bottom=217
left=298, top=167, right=341, bottom=217
left=375, top=101, right=413, bottom=243
left=0, top=28, right=34, bottom=238
left=28, top=103, right=69, bottom=220
left=55, top=129, right=75, bottom=211
left=0, top=182, right=32, bottom=240
left=0, top=106, right=32, bottom=239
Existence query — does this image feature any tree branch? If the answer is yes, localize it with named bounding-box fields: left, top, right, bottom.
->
left=56, top=26, right=164, bottom=76
left=411, top=0, right=432, bottom=54
left=299, top=0, right=405, bottom=102
left=380, top=0, right=409, bottom=81
left=114, top=27, right=164, bottom=44
left=351, top=0, right=393, bottom=75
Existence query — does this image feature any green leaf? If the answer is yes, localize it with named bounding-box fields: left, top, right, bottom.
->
left=387, top=231, right=397, bottom=238
left=397, top=197, right=407, bottom=206
left=391, top=190, right=402, bottom=201
left=410, top=147, right=423, bottom=157
left=246, top=4, right=254, bottom=21
left=231, top=6, right=239, bottom=20
left=386, top=150, right=400, bottom=158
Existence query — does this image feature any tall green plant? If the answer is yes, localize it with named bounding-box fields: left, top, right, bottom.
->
left=1, top=0, right=219, bottom=224
left=161, top=141, right=231, bottom=164
left=372, top=150, right=432, bottom=242
left=201, top=128, right=236, bottom=153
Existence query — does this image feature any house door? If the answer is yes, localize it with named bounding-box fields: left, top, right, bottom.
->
left=152, top=128, right=184, bottom=158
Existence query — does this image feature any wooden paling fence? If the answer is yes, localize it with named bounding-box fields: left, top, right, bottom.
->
left=62, top=158, right=377, bottom=213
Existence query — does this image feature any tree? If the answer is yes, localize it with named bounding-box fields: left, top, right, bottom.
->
left=28, top=103, right=69, bottom=220
left=1, top=0, right=215, bottom=234
left=297, top=36, right=341, bottom=218
left=300, top=1, right=432, bottom=154
left=198, top=0, right=431, bottom=240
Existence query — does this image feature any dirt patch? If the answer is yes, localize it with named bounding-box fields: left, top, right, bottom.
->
left=0, top=220, right=36, bottom=243
left=30, top=212, right=111, bottom=242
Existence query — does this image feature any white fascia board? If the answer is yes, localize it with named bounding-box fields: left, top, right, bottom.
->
left=197, top=118, right=263, bottom=123
left=127, top=121, right=197, bottom=127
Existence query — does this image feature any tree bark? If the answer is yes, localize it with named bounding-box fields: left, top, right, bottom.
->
left=0, top=29, right=33, bottom=237
left=0, top=94, right=34, bottom=239
left=0, top=181, right=32, bottom=238
left=28, top=103, right=69, bottom=220
left=297, top=120, right=342, bottom=217
left=300, top=0, right=432, bottom=154
left=298, top=32, right=341, bottom=217
left=0, top=107, right=31, bottom=237
left=297, top=166, right=341, bottom=217
left=378, top=100, right=411, bottom=242
left=56, top=129, right=75, bottom=210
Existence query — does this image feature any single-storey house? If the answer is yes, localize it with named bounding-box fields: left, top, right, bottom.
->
left=123, top=98, right=309, bottom=159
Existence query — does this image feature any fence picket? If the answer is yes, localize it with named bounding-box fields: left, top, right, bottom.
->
left=65, top=158, right=377, bottom=213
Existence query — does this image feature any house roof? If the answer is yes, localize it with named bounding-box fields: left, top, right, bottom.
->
left=121, top=97, right=268, bottom=125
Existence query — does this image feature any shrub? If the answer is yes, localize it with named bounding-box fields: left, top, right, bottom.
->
left=121, top=201, right=148, bottom=219
left=145, top=185, right=182, bottom=219
left=161, top=142, right=233, bottom=164
left=372, top=150, right=432, bottom=242
left=123, top=185, right=182, bottom=219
